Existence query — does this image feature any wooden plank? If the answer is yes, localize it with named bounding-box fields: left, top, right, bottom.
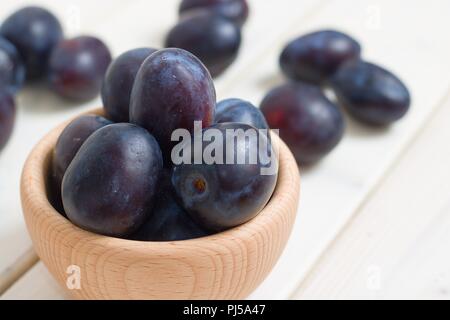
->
left=293, top=91, right=450, bottom=299
left=1, top=262, right=69, bottom=300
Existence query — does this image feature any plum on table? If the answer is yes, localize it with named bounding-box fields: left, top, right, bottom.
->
left=48, top=36, right=112, bottom=101
left=179, top=0, right=249, bottom=27
left=260, top=82, right=344, bottom=164
left=280, top=30, right=361, bottom=84
left=0, top=6, right=63, bottom=80
left=0, top=37, right=25, bottom=93
left=0, top=91, right=15, bottom=152
left=165, top=10, right=241, bottom=77
left=331, top=60, right=411, bottom=126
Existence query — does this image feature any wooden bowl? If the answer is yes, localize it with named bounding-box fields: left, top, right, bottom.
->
left=20, top=108, right=301, bottom=300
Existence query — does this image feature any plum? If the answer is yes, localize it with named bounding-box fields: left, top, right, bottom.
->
left=62, top=123, right=163, bottom=237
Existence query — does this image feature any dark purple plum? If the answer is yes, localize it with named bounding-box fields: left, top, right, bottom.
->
left=102, top=48, right=157, bottom=122
left=131, top=170, right=210, bottom=241
left=48, top=36, right=112, bottom=101
left=260, top=82, right=344, bottom=164
left=331, top=60, right=411, bottom=126
left=165, top=10, right=241, bottom=77
left=216, top=98, right=268, bottom=129
left=280, top=30, right=361, bottom=84
left=62, top=123, right=163, bottom=237
left=179, top=0, right=249, bottom=27
left=0, top=6, right=63, bottom=80
left=172, top=123, right=278, bottom=231
left=0, top=91, right=15, bottom=152
left=130, top=48, right=216, bottom=160
left=0, top=37, right=25, bottom=93
left=53, top=115, right=113, bottom=180
left=49, top=114, right=112, bottom=213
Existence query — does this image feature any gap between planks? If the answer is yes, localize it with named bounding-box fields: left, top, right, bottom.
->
left=0, top=248, right=39, bottom=296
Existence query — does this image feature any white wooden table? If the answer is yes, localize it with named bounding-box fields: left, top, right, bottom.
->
left=1, top=0, right=449, bottom=300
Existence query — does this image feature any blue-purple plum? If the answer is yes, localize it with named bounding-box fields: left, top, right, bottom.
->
left=0, top=91, right=15, bottom=152
left=179, top=0, right=249, bottom=27
left=260, top=82, right=344, bottom=164
left=62, top=123, right=163, bottom=237
left=0, top=37, right=25, bottom=93
left=48, top=36, right=112, bottom=101
left=166, top=10, right=241, bottom=77
left=331, top=60, right=411, bottom=126
left=0, top=6, right=63, bottom=80
left=49, top=115, right=112, bottom=214
left=102, top=48, right=157, bottom=122
left=216, top=98, right=268, bottom=129
left=130, top=48, right=216, bottom=161
left=280, top=30, right=361, bottom=84
left=172, top=122, right=277, bottom=231
left=131, top=170, right=210, bottom=241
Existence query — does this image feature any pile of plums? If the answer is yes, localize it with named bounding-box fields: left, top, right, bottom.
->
left=50, top=47, right=277, bottom=241
left=165, top=0, right=249, bottom=77
left=260, top=30, right=411, bottom=165
left=0, top=6, right=112, bottom=153
left=6, top=4, right=413, bottom=242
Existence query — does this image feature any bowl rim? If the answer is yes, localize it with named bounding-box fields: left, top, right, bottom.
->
left=21, top=108, right=301, bottom=251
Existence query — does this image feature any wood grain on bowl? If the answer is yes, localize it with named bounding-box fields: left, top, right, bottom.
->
left=20, top=108, right=300, bottom=300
